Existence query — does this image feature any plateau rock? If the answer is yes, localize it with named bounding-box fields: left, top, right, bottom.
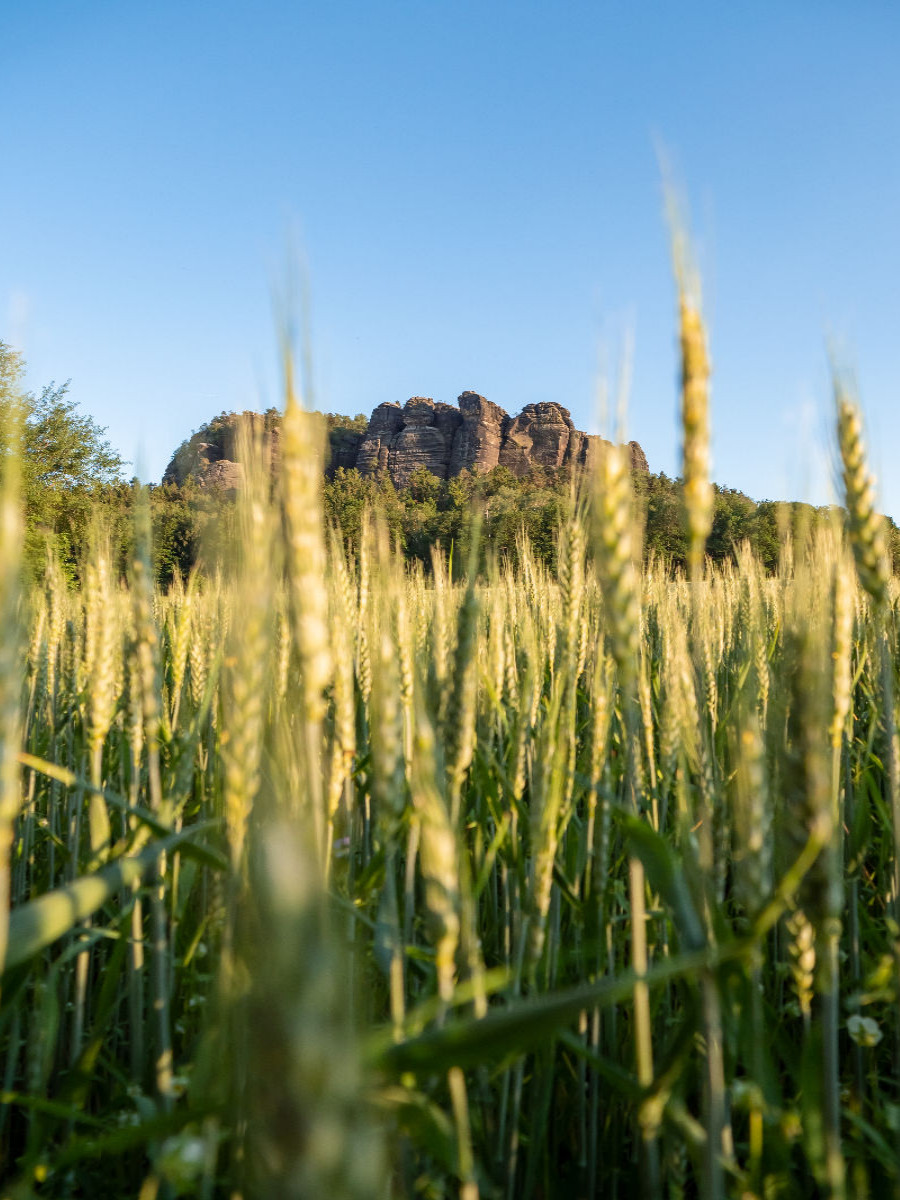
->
left=349, top=391, right=648, bottom=487
left=164, top=393, right=649, bottom=490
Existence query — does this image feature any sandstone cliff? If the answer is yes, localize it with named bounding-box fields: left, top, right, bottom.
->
left=163, top=393, right=648, bottom=488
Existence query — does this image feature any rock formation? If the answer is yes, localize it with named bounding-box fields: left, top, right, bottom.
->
left=163, top=393, right=648, bottom=489
left=349, top=392, right=647, bottom=486
left=163, top=409, right=282, bottom=491
left=352, top=392, right=647, bottom=485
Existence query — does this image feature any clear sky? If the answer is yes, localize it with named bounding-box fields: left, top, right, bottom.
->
left=3, top=2, right=899, bottom=514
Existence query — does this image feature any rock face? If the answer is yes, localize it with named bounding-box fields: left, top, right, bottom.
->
left=387, top=398, right=456, bottom=488
left=164, top=394, right=649, bottom=489
left=449, top=392, right=507, bottom=477
left=355, top=403, right=404, bottom=477
left=627, top=441, right=649, bottom=473
left=500, top=402, right=573, bottom=474
left=203, top=460, right=244, bottom=491
left=350, top=392, right=649, bottom=487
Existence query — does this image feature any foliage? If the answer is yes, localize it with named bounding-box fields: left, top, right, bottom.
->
left=0, top=341, right=126, bottom=580
left=324, top=411, right=369, bottom=434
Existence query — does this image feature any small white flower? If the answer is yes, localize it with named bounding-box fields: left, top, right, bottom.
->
left=847, top=1014, right=882, bottom=1047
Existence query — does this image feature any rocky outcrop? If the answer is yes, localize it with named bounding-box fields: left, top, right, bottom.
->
left=164, top=394, right=648, bottom=489
left=351, top=392, right=648, bottom=486
left=163, top=410, right=281, bottom=489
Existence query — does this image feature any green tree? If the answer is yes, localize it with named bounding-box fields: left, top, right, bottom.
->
left=639, top=472, right=688, bottom=566
left=708, top=485, right=758, bottom=561
left=0, top=341, right=126, bottom=577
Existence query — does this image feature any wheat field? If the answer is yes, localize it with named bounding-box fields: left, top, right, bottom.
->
left=0, top=302, right=899, bottom=1199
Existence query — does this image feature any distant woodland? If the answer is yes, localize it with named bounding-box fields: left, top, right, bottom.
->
left=3, top=344, right=896, bottom=585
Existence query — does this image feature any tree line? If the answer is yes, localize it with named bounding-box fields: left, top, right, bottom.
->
left=3, top=341, right=897, bottom=584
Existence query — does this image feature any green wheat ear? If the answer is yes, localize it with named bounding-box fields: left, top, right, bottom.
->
left=680, top=293, right=713, bottom=578
left=835, top=378, right=890, bottom=609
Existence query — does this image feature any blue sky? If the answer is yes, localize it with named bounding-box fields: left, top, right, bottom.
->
left=3, top=2, right=899, bottom=514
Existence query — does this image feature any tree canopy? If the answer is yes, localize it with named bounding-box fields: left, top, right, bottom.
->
left=1, top=341, right=126, bottom=576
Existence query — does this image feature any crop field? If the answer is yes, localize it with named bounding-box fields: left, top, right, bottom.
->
left=0, top=302, right=899, bottom=1200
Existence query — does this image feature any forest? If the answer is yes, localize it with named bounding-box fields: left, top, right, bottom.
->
left=3, top=343, right=891, bottom=588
